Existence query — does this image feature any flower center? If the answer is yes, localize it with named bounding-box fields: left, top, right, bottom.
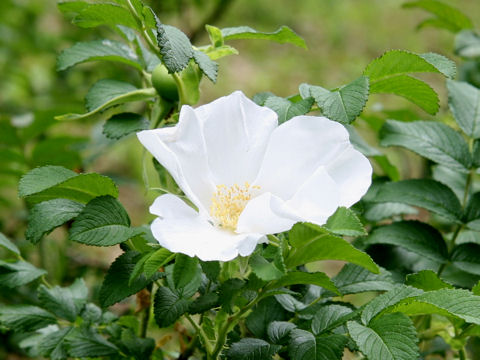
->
left=210, top=182, right=260, bottom=230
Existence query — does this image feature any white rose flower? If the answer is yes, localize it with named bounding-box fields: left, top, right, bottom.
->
left=137, top=91, right=372, bottom=261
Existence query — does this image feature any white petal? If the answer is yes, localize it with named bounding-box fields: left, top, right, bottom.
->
left=149, top=194, right=264, bottom=261
left=285, top=166, right=341, bottom=225
left=236, top=192, right=300, bottom=234
left=137, top=107, right=215, bottom=215
left=253, top=115, right=352, bottom=200
left=195, top=91, right=278, bottom=185
left=325, top=146, right=372, bottom=207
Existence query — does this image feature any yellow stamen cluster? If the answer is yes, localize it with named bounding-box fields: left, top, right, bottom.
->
left=210, top=182, right=260, bottom=230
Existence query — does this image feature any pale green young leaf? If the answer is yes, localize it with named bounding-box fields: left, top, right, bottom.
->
left=0, top=260, right=47, bottom=288
left=332, top=264, right=396, bottom=295
left=373, top=179, right=463, bottom=222
left=380, top=120, right=471, bottom=172
left=264, top=96, right=314, bottom=123
left=205, top=24, right=224, bottom=47
left=154, top=286, right=191, bottom=327
left=300, top=76, right=369, bottom=124
left=364, top=221, right=447, bottom=263
left=57, top=40, right=143, bottom=71
left=286, top=223, right=378, bottom=273
left=221, top=25, right=307, bottom=48
left=403, top=0, right=473, bottom=33
left=26, top=199, right=84, bottom=244
left=406, top=270, right=454, bottom=291
left=69, top=196, right=143, bottom=246
left=0, top=305, right=56, bottom=332
left=227, top=338, right=281, bottom=360
left=103, top=113, right=149, bottom=140
left=0, top=232, right=20, bottom=255
left=348, top=313, right=419, bottom=360
left=455, top=30, right=480, bottom=59
left=447, top=79, right=480, bottom=138
left=288, top=329, right=348, bottom=360
left=325, top=207, right=366, bottom=236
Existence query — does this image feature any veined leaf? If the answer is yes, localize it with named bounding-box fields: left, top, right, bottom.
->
left=0, top=260, right=47, bottom=288
left=447, top=79, right=480, bottom=138
left=348, top=313, right=419, bottom=360
left=0, top=232, right=20, bottom=255
left=406, top=270, right=454, bottom=291
left=288, top=329, right=348, bottom=360
left=287, top=223, right=378, bottom=273
left=56, top=80, right=156, bottom=122
left=403, top=0, right=473, bottom=33
left=246, top=297, right=286, bottom=338
left=455, top=30, right=480, bottom=59
left=0, top=305, right=56, bottom=332
left=271, top=271, right=339, bottom=295
left=227, top=338, right=281, bottom=360
left=364, top=221, right=448, bottom=263
left=325, top=207, right=366, bottom=236
left=143, top=248, right=174, bottom=278
left=451, top=243, right=480, bottom=275
left=70, top=196, right=142, bottom=247
left=26, top=199, right=84, bottom=244
left=373, top=179, right=463, bottom=222
left=193, top=50, right=218, bottom=83
left=268, top=321, right=297, bottom=345
left=57, top=40, right=143, bottom=71
left=156, top=19, right=193, bottom=73
left=154, top=286, right=191, bottom=328
left=173, top=254, right=199, bottom=290
left=333, top=264, right=396, bottom=295
left=299, top=76, right=369, bottom=124
left=103, top=113, right=150, bottom=140
left=65, top=327, right=119, bottom=357
left=19, top=166, right=118, bottom=205
left=221, top=25, right=306, bottom=48
left=311, top=304, right=354, bottom=335
left=380, top=120, right=471, bottom=172
left=264, top=96, right=314, bottom=123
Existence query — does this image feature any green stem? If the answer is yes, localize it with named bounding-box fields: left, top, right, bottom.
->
left=140, top=284, right=153, bottom=338
left=185, top=314, right=213, bottom=356
left=459, top=347, right=467, bottom=360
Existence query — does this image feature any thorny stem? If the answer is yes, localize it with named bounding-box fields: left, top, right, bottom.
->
left=185, top=314, right=213, bottom=355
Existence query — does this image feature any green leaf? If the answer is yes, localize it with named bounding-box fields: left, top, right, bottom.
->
left=144, top=248, right=174, bottom=278
left=37, top=279, right=87, bottom=322
left=288, top=329, right=348, bottom=360
left=455, top=30, right=480, bottom=59
left=0, top=232, right=19, bottom=255
left=464, top=192, right=480, bottom=229
left=403, top=0, right=473, bottom=33
left=451, top=243, right=480, bottom=275
left=299, top=76, right=369, bottom=124
left=68, top=2, right=139, bottom=31
left=250, top=254, right=285, bottom=281
left=188, top=292, right=219, bottom=314
left=70, top=196, right=142, bottom=246
left=361, top=286, right=423, bottom=324
left=332, top=264, right=395, bottom=295
left=221, top=25, right=307, bottom=49
left=264, top=96, right=314, bottom=123
left=200, top=260, right=220, bottom=282
left=270, top=271, right=339, bottom=295
left=120, top=329, right=155, bottom=360
left=380, top=120, right=471, bottom=172
left=286, top=223, right=379, bottom=273
left=57, top=40, right=143, bottom=71
left=373, top=179, right=463, bottom=222
left=370, top=75, right=439, bottom=114
left=103, top=112, right=149, bottom=140
left=0, top=260, right=47, bottom=288
left=364, top=202, right=418, bottom=222
left=57, top=80, right=156, bottom=122
left=154, top=286, right=191, bottom=328
left=37, top=327, right=72, bottom=360
left=193, top=50, right=218, bottom=83
left=246, top=297, right=286, bottom=338
left=26, top=199, right=84, bottom=244
left=99, top=251, right=159, bottom=307
left=219, top=278, right=246, bottom=313
left=433, top=164, right=468, bottom=201
left=364, top=50, right=456, bottom=80
left=156, top=20, right=193, bottom=73
left=406, top=270, right=453, bottom=291
left=65, top=327, right=119, bottom=357
left=347, top=313, right=419, bottom=360
left=447, top=79, right=480, bottom=138
left=325, top=207, right=366, bottom=236
left=364, top=221, right=447, bottom=263
left=19, top=166, right=118, bottom=205
left=311, top=304, right=354, bottom=335
left=173, top=254, right=199, bottom=290
left=392, top=288, right=480, bottom=325
left=0, top=305, right=56, bottom=332
left=206, top=24, right=224, bottom=47
left=227, top=338, right=280, bottom=360
left=268, top=321, right=297, bottom=345
left=30, top=136, right=85, bottom=169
